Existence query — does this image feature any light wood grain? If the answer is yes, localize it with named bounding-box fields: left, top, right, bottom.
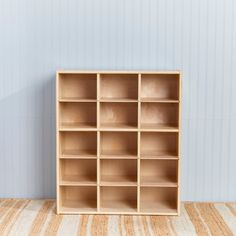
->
left=100, top=186, right=137, bottom=212
left=100, top=159, right=137, bottom=186
left=57, top=71, right=180, bottom=215
left=100, top=74, right=138, bottom=100
left=140, top=187, right=177, bottom=213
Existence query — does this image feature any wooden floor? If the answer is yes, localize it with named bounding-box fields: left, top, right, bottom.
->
left=0, top=199, right=236, bottom=235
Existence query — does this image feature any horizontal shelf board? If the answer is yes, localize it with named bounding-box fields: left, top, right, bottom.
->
left=61, top=150, right=97, bottom=159
left=140, top=98, right=179, bottom=103
left=140, top=201, right=177, bottom=214
left=60, top=182, right=97, bottom=186
left=100, top=200, right=137, bottom=213
left=60, top=175, right=97, bottom=186
left=141, top=157, right=179, bottom=160
left=100, top=151, right=137, bottom=159
left=59, top=128, right=179, bottom=132
left=140, top=124, right=179, bottom=132
left=140, top=151, right=178, bottom=160
left=100, top=175, right=137, bottom=186
left=60, top=156, right=97, bottom=159
left=140, top=176, right=178, bottom=187
left=60, top=122, right=97, bottom=130
left=100, top=155, right=138, bottom=160
left=100, top=157, right=137, bottom=160
left=59, top=98, right=97, bottom=102
left=100, top=183, right=137, bottom=187
left=60, top=128, right=97, bottom=132
left=61, top=200, right=97, bottom=213
left=100, top=123, right=137, bottom=130
left=99, top=128, right=138, bottom=132
left=58, top=211, right=178, bottom=215
left=100, top=98, right=138, bottom=103
left=59, top=98, right=180, bottom=103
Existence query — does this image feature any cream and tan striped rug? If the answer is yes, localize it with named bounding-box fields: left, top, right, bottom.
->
left=0, top=199, right=236, bottom=235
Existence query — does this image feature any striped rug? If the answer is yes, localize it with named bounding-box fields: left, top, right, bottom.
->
left=0, top=200, right=236, bottom=235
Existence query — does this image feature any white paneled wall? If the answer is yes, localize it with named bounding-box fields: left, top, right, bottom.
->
left=0, top=0, right=235, bottom=201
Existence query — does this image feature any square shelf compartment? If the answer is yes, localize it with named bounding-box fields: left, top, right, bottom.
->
left=100, top=74, right=138, bottom=100
left=100, top=159, right=137, bottom=186
left=140, top=187, right=177, bottom=214
left=60, top=159, right=97, bottom=186
left=141, top=74, right=179, bottom=101
left=59, top=102, right=96, bottom=129
left=100, top=132, right=137, bottom=158
left=141, top=103, right=179, bottom=130
left=100, top=186, right=137, bottom=212
left=100, top=102, right=138, bottom=129
left=60, top=186, right=97, bottom=213
left=58, top=73, right=97, bottom=100
left=60, top=131, right=97, bottom=158
left=140, top=132, right=178, bottom=159
left=140, top=160, right=178, bottom=186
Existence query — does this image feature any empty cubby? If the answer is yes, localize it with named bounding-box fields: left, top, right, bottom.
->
left=100, top=186, right=137, bottom=212
left=100, top=102, right=138, bottom=129
left=141, top=103, right=179, bottom=130
left=59, top=73, right=97, bottom=100
left=60, top=186, right=97, bottom=213
left=140, top=187, right=177, bottom=214
left=100, top=74, right=138, bottom=100
left=60, top=159, right=97, bottom=185
left=60, top=131, right=97, bottom=158
left=141, top=74, right=179, bottom=101
left=140, top=132, right=178, bottom=158
left=100, top=159, right=137, bottom=186
left=140, top=160, right=178, bottom=186
left=59, top=102, right=96, bottom=129
left=100, top=132, right=137, bottom=158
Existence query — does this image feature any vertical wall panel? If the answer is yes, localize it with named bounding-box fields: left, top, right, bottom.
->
left=0, top=0, right=235, bottom=201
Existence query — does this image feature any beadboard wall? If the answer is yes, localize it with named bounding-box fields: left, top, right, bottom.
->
left=0, top=0, right=235, bottom=201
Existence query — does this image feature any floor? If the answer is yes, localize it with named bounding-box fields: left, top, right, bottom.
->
left=0, top=200, right=236, bottom=236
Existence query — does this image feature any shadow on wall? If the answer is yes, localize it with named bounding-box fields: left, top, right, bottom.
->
left=0, top=74, right=56, bottom=198
left=42, top=75, right=56, bottom=198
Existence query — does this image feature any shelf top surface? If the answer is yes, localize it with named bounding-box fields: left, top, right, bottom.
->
left=57, top=70, right=181, bottom=75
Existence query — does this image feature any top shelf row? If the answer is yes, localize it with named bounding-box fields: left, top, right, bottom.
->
left=57, top=72, right=180, bottom=101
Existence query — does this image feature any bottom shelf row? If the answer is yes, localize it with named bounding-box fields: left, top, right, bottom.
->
left=59, top=186, right=178, bottom=214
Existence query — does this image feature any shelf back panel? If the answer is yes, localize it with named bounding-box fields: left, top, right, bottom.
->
left=59, top=102, right=97, bottom=126
left=141, top=74, right=179, bottom=100
left=60, top=132, right=97, bottom=156
left=100, top=102, right=138, bottom=127
left=59, top=73, right=97, bottom=99
left=100, top=74, right=138, bottom=99
left=140, top=132, right=178, bottom=156
left=100, top=132, right=137, bottom=156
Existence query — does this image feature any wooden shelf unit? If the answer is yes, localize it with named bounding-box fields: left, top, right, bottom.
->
left=56, top=71, right=181, bottom=215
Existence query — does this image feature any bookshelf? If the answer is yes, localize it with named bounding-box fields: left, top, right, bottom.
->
left=56, top=71, right=181, bottom=215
